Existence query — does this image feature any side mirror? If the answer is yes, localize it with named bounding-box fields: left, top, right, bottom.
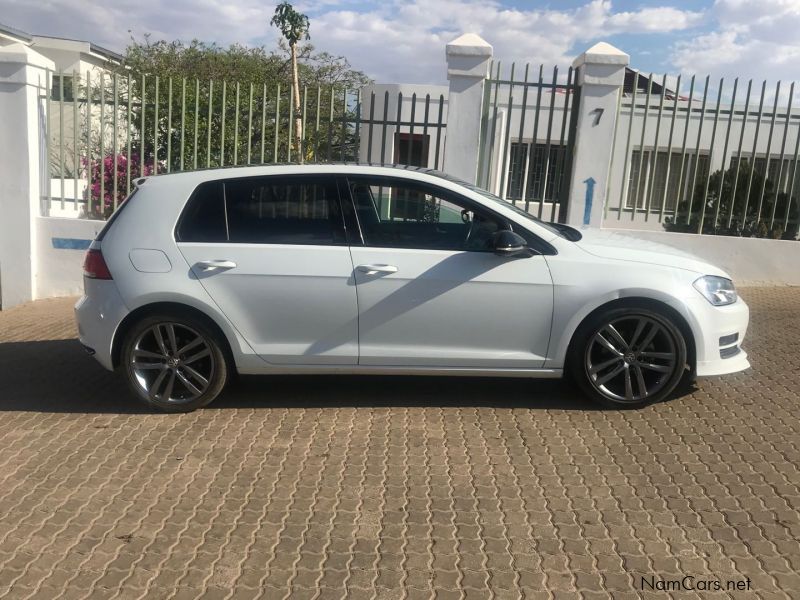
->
left=492, top=230, right=530, bottom=257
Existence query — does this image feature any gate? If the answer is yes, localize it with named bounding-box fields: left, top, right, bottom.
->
left=477, top=62, right=579, bottom=222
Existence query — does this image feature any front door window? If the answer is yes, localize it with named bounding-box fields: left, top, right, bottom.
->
left=348, top=178, right=504, bottom=251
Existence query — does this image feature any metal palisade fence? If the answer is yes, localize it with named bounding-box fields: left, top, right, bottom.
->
left=478, top=61, right=579, bottom=223
left=43, top=70, right=446, bottom=220
left=610, top=72, right=800, bottom=238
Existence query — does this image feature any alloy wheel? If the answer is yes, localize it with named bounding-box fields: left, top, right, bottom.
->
left=129, top=322, right=215, bottom=404
left=585, top=314, right=679, bottom=404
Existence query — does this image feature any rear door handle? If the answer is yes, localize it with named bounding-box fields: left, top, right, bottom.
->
left=196, top=259, right=237, bottom=272
left=357, top=264, right=398, bottom=275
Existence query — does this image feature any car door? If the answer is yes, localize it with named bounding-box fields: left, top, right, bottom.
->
left=176, top=174, right=359, bottom=365
left=345, top=175, right=554, bottom=368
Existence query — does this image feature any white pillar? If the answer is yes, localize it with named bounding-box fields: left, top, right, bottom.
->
left=443, top=33, right=492, bottom=184
left=0, top=44, right=53, bottom=308
left=565, top=42, right=629, bottom=228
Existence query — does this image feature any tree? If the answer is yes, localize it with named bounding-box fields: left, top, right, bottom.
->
left=76, top=31, right=370, bottom=218
left=271, top=2, right=310, bottom=161
left=111, top=35, right=368, bottom=171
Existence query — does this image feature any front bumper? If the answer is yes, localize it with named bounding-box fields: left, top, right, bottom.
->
left=74, top=278, right=129, bottom=371
left=688, top=295, right=750, bottom=377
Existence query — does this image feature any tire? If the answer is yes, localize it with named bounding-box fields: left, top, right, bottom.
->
left=567, top=305, right=688, bottom=409
left=121, top=313, right=228, bottom=413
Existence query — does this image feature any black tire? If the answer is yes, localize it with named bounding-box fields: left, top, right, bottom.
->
left=567, top=305, right=688, bottom=409
left=121, top=313, right=228, bottom=413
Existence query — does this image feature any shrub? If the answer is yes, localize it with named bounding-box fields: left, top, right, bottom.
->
left=84, top=153, right=155, bottom=219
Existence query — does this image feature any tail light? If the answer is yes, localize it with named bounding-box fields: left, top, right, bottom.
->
left=83, top=249, right=113, bottom=280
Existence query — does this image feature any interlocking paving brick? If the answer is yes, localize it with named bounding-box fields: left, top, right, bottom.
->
left=0, top=288, right=798, bottom=598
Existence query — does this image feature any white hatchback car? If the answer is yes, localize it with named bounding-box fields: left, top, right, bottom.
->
left=75, top=164, right=749, bottom=412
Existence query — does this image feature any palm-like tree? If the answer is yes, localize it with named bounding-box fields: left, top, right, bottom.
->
left=271, top=2, right=310, bottom=161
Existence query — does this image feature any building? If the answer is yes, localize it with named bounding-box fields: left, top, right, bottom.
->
left=1, top=22, right=123, bottom=217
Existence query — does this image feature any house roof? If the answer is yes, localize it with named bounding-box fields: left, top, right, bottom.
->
left=0, top=21, right=122, bottom=64
left=624, top=68, right=687, bottom=100
left=0, top=22, right=33, bottom=44
left=30, top=34, right=123, bottom=63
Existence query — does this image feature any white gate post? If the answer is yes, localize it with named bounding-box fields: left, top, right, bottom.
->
left=0, top=44, right=54, bottom=308
left=565, top=42, right=629, bottom=228
left=443, top=33, right=492, bottom=184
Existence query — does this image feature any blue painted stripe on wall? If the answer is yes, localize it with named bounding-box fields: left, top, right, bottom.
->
left=52, top=237, right=92, bottom=250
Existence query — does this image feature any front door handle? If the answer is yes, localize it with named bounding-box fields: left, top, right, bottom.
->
left=196, top=259, right=237, bottom=272
left=357, top=264, right=398, bottom=275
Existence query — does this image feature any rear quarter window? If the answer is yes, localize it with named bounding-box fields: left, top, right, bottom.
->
left=176, top=181, right=228, bottom=242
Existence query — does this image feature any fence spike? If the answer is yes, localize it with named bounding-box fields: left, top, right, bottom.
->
left=728, top=79, right=753, bottom=229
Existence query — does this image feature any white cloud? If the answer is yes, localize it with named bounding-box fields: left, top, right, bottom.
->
left=309, top=0, right=704, bottom=83
left=671, top=0, right=800, bottom=85
left=0, top=0, right=281, bottom=51
left=0, top=0, right=705, bottom=83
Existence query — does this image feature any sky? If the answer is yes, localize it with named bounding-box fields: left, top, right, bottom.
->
left=1, top=0, right=799, bottom=88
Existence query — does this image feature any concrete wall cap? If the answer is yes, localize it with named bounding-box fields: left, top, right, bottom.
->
left=446, top=33, right=493, bottom=57
left=572, top=42, right=629, bottom=68
left=0, top=43, right=55, bottom=70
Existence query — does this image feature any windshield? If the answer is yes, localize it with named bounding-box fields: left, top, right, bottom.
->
left=423, top=169, right=568, bottom=239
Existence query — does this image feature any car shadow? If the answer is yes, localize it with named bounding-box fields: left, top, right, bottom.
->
left=0, top=338, right=680, bottom=414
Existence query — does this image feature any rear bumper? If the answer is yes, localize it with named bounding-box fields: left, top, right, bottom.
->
left=74, top=278, right=129, bottom=371
left=689, top=296, right=750, bottom=377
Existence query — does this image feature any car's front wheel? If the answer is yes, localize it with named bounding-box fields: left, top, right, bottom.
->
left=569, top=306, right=688, bottom=408
left=121, top=314, right=228, bottom=412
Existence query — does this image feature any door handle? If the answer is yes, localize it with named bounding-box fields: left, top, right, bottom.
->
left=196, top=259, right=237, bottom=272
left=357, top=264, right=398, bottom=275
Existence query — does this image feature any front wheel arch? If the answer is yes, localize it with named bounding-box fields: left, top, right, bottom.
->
left=566, top=297, right=696, bottom=377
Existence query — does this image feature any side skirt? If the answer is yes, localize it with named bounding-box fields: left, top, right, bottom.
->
left=236, top=365, right=564, bottom=378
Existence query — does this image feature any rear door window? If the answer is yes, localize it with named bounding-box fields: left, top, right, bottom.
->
left=177, top=175, right=346, bottom=245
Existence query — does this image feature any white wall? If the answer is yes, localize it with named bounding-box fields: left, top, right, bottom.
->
left=359, top=84, right=448, bottom=168
left=603, top=228, right=800, bottom=285
left=35, top=217, right=102, bottom=298
left=0, top=44, right=53, bottom=308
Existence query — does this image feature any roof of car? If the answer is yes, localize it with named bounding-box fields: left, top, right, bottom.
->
left=135, top=163, right=456, bottom=187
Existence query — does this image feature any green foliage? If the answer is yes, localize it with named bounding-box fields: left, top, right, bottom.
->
left=96, top=33, right=370, bottom=172
left=121, top=37, right=285, bottom=84
left=271, top=2, right=310, bottom=47
left=664, top=160, right=800, bottom=239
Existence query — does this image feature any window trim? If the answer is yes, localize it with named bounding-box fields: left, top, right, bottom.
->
left=174, top=173, right=350, bottom=246
left=341, top=174, right=555, bottom=254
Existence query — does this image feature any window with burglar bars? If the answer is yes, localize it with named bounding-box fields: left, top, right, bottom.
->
left=729, top=155, right=800, bottom=195
left=625, top=150, right=709, bottom=212
left=394, top=133, right=430, bottom=168
left=50, top=75, right=75, bottom=102
left=506, top=142, right=567, bottom=204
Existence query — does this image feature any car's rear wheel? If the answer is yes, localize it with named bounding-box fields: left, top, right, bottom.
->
left=121, top=315, right=227, bottom=412
left=569, top=306, right=688, bottom=408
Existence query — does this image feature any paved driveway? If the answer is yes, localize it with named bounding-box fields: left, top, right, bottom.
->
left=0, top=288, right=798, bottom=599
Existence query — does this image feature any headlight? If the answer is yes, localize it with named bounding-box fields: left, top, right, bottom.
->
left=693, top=275, right=737, bottom=306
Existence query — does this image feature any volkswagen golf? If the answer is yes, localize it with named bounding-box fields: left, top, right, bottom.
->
left=75, top=164, right=750, bottom=412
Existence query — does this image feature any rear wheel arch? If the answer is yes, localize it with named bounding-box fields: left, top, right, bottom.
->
left=112, top=302, right=236, bottom=372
